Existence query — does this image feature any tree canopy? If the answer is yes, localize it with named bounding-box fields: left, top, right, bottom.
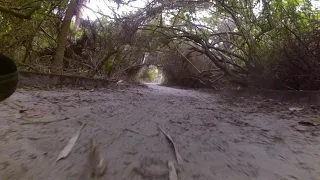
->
left=1, top=0, right=320, bottom=90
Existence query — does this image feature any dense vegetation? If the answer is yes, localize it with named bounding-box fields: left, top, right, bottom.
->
left=1, top=0, right=320, bottom=90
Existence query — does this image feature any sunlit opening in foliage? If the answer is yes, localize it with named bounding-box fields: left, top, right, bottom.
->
left=137, top=65, right=164, bottom=84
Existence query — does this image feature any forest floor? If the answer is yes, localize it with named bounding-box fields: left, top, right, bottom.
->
left=0, top=83, right=320, bottom=180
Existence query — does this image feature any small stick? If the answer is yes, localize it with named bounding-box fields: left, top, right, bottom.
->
left=21, top=117, right=70, bottom=125
left=124, top=128, right=159, bottom=137
left=158, top=125, right=183, bottom=164
left=168, top=161, right=179, bottom=180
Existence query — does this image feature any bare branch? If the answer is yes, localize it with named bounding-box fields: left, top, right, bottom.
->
left=175, top=45, right=201, bottom=73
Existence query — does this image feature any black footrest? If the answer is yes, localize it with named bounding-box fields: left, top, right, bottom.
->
left=0, top=54, right=18, bottom=102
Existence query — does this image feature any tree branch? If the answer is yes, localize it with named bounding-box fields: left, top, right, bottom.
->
left=40, top=26, right=57, bottom=42
left=0, top=3, right=41, bottom=20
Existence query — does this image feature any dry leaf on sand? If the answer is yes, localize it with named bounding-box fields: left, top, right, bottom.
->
left=56, top=123, right=86, bottom=162
left=289, top=107, right=304, bottom=112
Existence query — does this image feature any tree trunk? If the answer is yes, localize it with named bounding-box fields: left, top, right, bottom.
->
left=52, top=0, right=77, bottom=73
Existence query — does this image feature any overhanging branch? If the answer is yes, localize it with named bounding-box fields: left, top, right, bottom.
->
left=0, top=3, right=41, bottom=20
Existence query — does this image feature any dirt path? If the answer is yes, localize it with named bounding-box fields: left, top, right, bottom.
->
left=0, top=84, right=320, bottom=180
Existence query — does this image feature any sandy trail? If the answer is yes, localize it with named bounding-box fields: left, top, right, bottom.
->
left=0, top=84, right=319, bottom=180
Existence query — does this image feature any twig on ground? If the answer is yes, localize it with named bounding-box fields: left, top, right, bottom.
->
left=21, top=117, right=70, bottom=125
left=195, top=107, right=215, bottom=111
left=158, top=125, right=183, bottom=164
left=168, top=161, right=179, bottom=180
left=3, top=102, right=26, bottom=110
left=124, top=128, right=159, bottom=137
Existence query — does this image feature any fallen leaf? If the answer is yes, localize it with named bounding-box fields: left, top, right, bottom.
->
left=158, top=125, right=183, bottom=164
left=168, top=161, right=178, bottom=180
left=56, top=123, right=86, bottom=162
left=289, top=107, right=304, bottom=112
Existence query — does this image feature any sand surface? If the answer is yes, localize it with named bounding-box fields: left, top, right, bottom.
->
left=0, top=84, right=319, bottom=180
